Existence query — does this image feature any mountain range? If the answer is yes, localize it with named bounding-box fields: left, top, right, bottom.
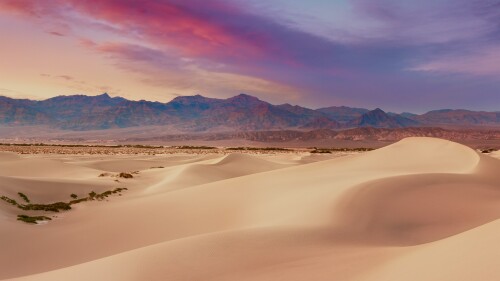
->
left=0, top=93, right=499, bottom=132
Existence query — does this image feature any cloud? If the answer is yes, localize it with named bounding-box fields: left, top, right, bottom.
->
left=411, top=45, right=500, bottom=76
left=48, top=31, right=65, bottom=36
left=0, top=0, right=349, bottom=74
left=349, top=0, right=498, bottom=44
left=79, top=40, right=302, bottom=100
left=1, top=0, right=500, bottom=111
left=57, top=75, right=73, bottom=81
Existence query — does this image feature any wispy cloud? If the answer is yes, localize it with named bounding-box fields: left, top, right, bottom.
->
left=47, top=31, right=65, bottom=36
left=411, top=45, right=500, bottom=76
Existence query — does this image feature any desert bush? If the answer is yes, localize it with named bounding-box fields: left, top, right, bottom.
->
left=69, top=197, right=88, bottom=205
left=175, top=145, right=216, bottom=149
left=18, top=192, right=30, bottom=203
left=17, top=214, right=52, bottom=224
left=119, top=172, right=133, bottom=179
left=88, top=191, right=97, bottom=199
left=311, top=147, right=374, bottom=153
left=20, top=202, right=72, bottom=212
left=310, top=149, right=332, bottom=154
left=3, top=187, right=128, bottom=224
left=0, top=196, right=18, bottom=206
left=226, top=147, right=291, bottom=151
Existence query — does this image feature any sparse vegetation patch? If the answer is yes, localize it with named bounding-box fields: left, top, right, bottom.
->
left=310, top=147, right=374, bottom=153
left=18, top=192, right=30, bottom=203
left=175, top=145, right=216, bottom=149
left=119, top=172, right=134, bottom=179
left=310, top=149, right=332, bottom=154
left=17, top=215, right=52, bottom=224
left=1, top=196, right=18, bottom=206
left=20, top=201, right=72, bottom=212
left=1, top=188, right=128, bottom=224
left=226, top=147, right=291, bottom=151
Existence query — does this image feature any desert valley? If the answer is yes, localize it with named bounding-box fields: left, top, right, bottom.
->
left=0, top=137, right=499, bottom=280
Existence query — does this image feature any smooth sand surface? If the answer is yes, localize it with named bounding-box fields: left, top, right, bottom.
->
left=0, top=137, right=499, bottom=280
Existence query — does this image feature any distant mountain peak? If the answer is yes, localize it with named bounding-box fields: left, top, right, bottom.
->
left=350, top=108, right=419, bottom=128
left=229, top=93, right=261, bottom=101
left=172, top=94, right=206, bottom=99
left=170, top=94, right=215, bottom=104
left=0, top=93, right=497, bottom=131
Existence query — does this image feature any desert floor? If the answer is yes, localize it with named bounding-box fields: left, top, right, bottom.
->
left=0, top=137, right=499, bottom=281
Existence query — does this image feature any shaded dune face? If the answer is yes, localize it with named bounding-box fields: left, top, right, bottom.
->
left=331, top=137, right=495, bottom=245
left=1, top=138, right=499, bottom=281
left=334, top=173, right=500, bottom=245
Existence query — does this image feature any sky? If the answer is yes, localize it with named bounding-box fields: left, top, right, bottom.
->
left=0, top=0, right=499, bottom=113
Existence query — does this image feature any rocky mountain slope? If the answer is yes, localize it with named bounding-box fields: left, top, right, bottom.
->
left=0, top=93, right=498, bottom=131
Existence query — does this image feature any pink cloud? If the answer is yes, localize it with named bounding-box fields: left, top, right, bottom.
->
left=0, top=0, right=318, bottom=69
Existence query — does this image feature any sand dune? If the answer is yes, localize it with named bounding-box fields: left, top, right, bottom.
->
left=145, top=153, right=289, bottom=192
left=77, top=154, right=221, bottom=173
left=0, top=153, right=99, bottom=179
left=490, top=150, right=500, bottom=160
left=1, top=137, right=499, bottom=280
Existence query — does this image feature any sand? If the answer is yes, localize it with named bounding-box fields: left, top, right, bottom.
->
left=0, top=137, right=499, bottom=280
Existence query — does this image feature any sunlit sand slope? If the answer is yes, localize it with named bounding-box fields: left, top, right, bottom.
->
left=1, top=138, right=499, bottom=281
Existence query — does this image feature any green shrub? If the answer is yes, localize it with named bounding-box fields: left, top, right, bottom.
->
left=3, top=187, right=128, bottom=224
left=69, top=197, right=88, bottom=205
left=0, top=196, right=17, bottom=206
left=19, top=202, right=72, bottom=212
left=17, top=215, right=52, bottom=224
left=18, top=192, right=30, bottom=203
left=88, top=191, right=97, bottom=199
